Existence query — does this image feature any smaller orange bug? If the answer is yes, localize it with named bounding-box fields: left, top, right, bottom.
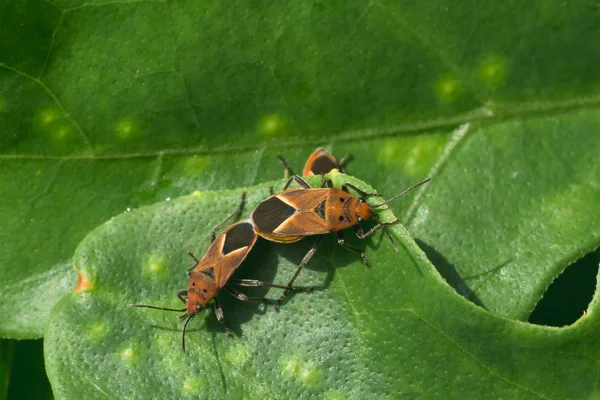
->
left=250, top=176, right=431, bottom=298
left=277, top=148, right=350, bottom=178
left=129, top=193, right=308, bottom=351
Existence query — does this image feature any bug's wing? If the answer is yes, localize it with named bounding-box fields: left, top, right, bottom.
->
left=273, top=210, right=329, bottom=235
left=194, top=235, right=225, bottom=273
left=252, top=189, right=328, bottom=232
left=214, top=221, right=258, bottom=286
left=216, top=244, right=255, bottom=287
left=277, top=188, right=329, bottom=209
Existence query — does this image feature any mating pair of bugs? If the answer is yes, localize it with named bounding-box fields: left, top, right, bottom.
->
left=130, top=149, right=430, bottom=351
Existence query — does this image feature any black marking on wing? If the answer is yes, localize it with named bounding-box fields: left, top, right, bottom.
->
left=253, top=197, right=296, bottom=231
left=310, top=154, right=337, bottom=174
left=314, top=199, right=327, bottom=221
left=201, top=267, right=215, bottom=279
left=222, top=222, right=255, bottom=255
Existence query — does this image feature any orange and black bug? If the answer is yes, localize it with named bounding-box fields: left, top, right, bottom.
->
left=250, top=176, right=431, bottom=297
left=129, top=193, right=307, bottom=351
left=278, top=148, right=350, bottom=178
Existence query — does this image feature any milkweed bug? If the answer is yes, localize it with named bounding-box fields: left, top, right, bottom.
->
left=250, top=176, right=431, bottom=298
left=129, top=193, right=308, bottom=351
left=277, top=148, right=350, bottom=178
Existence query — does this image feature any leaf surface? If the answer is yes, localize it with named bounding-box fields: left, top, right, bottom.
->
left=45, top=172, right=600, bottom=399
left=407, top=112, right=600, bottom=319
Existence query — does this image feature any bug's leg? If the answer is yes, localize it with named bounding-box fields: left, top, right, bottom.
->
left=213, top=297, right=233, bottom=336
left=177, top=290, right=188, bottom=303
left=341, top=183, right=380, bottom=198
left=187, top=252, right=199, bottom=273
left=283, top=175, right=312, bottom=190
left=188, top=252, right=199, bottom=263
left=279, top=235, right=324, bottom=302
left=230, top=279, right=313, bottom=292
left=355, top=220, right=400, bottom=239
left=224, top=286, right=280, bottom=311
left=210, top=192, right=247, bottom=242
left=277, top=154, right=293, bottom=179
left=355, top=220, right=401, bottom=252
left=269, top=186, right=275, bottom=196
left=337, top=153, right=351, bottom=173
left=321, top=177, right=334, bottom=188
left=337, top=231, right=370, bottom=267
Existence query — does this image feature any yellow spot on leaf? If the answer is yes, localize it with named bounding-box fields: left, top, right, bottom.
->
left=404, top=135, right=447, bottom=175
left=436, top=76, right=464, bottom=102
left=121, top=347, right=134, bottom=362
left=143, top=254, right=168, bottom=280
left=478, top=55, right=507, bottom=88
left=55, top=127, right=69, bottom=139
left=88, top=322, right=109, bottom=341
left=283, top=354, right=300, bottom=375
left=378, top=139, right=403, bottom=167
left=258, top=113, right=288, bottom=137
left=182, top=377, right=206, bottom=395
left=184, top=155, right=209, bottom=172
left=116, top=120, right=134, bottom=139
left=41, top=110, right=58, bottom=124
left=281, top=354, right=323, bottom=385
left=224, top=342, right=250, bottom=365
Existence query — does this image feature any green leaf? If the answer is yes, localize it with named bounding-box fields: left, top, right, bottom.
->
left=45, top=172, right=600, bottom=399
left=406, top=113, right=600, bottom=320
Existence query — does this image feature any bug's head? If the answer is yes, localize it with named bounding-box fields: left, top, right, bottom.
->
left=355, top=198, right=374, bottom=221
left=186, top=270, right=218, bottom=315
left=185, top=290, right=205, bottom=316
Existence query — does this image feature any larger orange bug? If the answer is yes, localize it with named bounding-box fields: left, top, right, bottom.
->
left=250, top=175, right=431, bottom=298
left=129, top=193, right=308, bottom=351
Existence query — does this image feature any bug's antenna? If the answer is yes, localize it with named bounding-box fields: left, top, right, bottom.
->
left=128, top=304, right=187, bottom=312
left=371, top=178, right=431, bottom=208
left=182, top=314, right=194, bottom=352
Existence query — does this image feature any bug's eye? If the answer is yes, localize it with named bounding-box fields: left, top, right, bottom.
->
left=339, top=198, right=344, bottom=203
left=196, top=304, right=201, bottom=311
left=339, top=215, right=344, bottom=221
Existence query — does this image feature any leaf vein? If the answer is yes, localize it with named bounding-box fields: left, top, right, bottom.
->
left=0, top=62, right=96, bottom=155
left=38, top=11, right=65, bottom=79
